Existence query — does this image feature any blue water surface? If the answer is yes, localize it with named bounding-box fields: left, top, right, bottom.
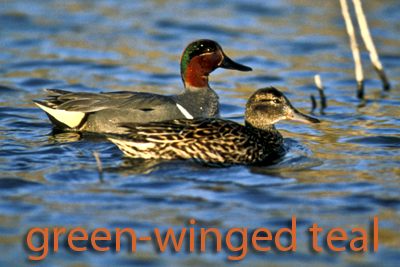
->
left=1, top=0, right=400, bottom=266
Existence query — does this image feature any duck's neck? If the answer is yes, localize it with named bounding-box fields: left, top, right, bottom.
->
left=176, top=84, right=219, bottom=118
left=245, top=121, right=277, bottom=132
left=183, top=71, right=209, bottom=88
left=245, top=121, right=283, bottom=142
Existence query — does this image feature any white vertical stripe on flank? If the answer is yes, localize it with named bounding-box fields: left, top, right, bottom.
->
left=176, top=103, right=193, bottom=119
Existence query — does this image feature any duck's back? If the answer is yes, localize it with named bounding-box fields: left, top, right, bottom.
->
left=35, top=88, right=220, bottom=133
left=35, top=90, right=199, bottom=133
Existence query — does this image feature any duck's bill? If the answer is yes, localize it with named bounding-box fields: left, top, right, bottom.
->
left=220, top=54, right=252, bottom=72
left=288, top=109, right=321, bottom=124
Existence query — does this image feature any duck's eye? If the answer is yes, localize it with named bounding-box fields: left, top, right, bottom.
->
left=273, top=99, right=281, bottom=104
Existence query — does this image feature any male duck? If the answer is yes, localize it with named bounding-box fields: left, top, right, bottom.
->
left=108, top=87, right=320, bottom=167
left=34, top=39, right=252, bottom=133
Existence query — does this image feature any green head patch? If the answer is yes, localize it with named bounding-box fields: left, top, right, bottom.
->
left=180, top=40, right=218, bottom=80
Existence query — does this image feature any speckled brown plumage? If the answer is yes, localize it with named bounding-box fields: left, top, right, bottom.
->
left=109, top=118, right=286, bottom=167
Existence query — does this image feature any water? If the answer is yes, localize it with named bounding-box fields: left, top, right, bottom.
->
left=1, top=0, right=400, bottom=266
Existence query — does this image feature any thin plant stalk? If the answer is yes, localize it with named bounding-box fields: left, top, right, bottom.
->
left=352, top=0, right=390, bottom=90
left=315, top=75, right=327, bottom=109
left=94, top=151, right=103, bottom=182
left=340, top=0, right=364, bottom=99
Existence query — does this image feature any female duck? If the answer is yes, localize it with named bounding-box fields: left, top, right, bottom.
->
left=108, top=87, right=320, bottom=166
left=34, top=39, right=251, bottom=133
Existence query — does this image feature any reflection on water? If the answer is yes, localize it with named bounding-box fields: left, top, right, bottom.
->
left=1, top=0, right=400, bottom=266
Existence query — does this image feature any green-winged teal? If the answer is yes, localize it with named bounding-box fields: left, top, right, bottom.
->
left=108, top=87, right=320, bottom=167
left=34, top=39, right=252, bottom=133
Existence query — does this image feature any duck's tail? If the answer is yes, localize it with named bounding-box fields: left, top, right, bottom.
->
left=34, top=100, right=86, bottom=129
